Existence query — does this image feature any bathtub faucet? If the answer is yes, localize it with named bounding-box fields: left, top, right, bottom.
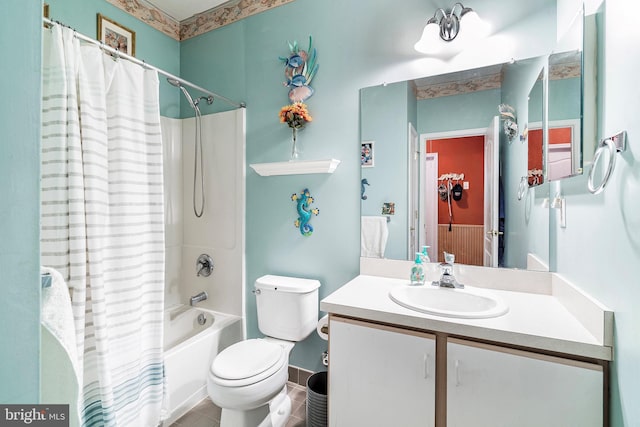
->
left=190, top=291, right=208, bottom=306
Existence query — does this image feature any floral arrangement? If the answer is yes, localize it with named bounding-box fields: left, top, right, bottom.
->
left=279, top=102, right=313, bottom=129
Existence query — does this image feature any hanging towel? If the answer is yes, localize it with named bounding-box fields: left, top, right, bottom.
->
left=361, top=216, right=389, bottom=258
left=41, top=266, right=82, bottom=427
left=41, top=266, right=80, bottom=379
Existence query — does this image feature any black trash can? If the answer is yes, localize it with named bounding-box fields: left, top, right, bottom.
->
left=306, top=371, right=328, bottom=427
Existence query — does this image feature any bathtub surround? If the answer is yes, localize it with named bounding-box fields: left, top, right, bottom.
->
left=181, top=110, right=245, bottom=318
left=161, top=117, right=185, bottom=308
left=40, top=25, right=165, bottom=426
left=160, top=110, right=246, bottom=317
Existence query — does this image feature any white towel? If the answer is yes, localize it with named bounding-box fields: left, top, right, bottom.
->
left=41, top=267, right=79, bottom=374
left=41, top=267, right=82, bottom=427
left=361, top=216, right=389, bottom=258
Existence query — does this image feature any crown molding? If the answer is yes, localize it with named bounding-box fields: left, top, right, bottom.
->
left=105, top=0, right=296, bottom=41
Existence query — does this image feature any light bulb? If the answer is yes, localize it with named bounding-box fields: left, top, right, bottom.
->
left=460, top=10, right=490, bottom=39
left=414, top=22, right=442, bottom=54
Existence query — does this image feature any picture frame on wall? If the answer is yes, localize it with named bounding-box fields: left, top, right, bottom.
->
left=361, top=141, right=374, bottom=168
left=97, top=14, right=136, bottom=57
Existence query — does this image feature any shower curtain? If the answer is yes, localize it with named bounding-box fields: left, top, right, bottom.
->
left=41, top=25, right=165, bottom=427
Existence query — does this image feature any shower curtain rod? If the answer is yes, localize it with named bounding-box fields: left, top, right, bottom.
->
left=43, top=17, right=246, bottom=109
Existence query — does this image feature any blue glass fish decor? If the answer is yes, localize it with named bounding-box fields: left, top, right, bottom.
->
left=279, top=36, right=319, bottom=103
left=291, top=188, right=320, bottom=236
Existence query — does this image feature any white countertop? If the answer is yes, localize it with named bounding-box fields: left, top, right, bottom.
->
left=321, top=274, right=613, bottom=361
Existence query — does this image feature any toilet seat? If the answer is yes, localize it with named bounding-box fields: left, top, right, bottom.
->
left=211, top=339, right=286, bottom=387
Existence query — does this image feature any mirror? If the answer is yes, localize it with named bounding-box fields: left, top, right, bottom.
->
left=361, top=56, right=550, bottom=269
left=527, top=68, right=545, bottom=187
left=359, top=2, right=587, bottom=270
left=547, top=9, right=584, bottom=181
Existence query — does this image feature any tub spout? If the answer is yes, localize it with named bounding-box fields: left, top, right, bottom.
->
left=190, top=291, right=208, bottom=306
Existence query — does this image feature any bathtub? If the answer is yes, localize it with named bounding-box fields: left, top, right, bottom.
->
left=163, top=304, right=243, bottom=425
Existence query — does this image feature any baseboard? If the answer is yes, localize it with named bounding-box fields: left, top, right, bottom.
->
left=288, top=365, right=315, bottom=387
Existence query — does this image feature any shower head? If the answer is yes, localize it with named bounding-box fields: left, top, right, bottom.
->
left=167, top=77, right=181, bottom=87
left=179, top=86, right=198, bottom=111
left=167, top=77, right=198, bottom=111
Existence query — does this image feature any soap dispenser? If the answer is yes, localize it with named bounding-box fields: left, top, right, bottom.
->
left=410, top=252, right=425, bottom=285
left=419, top=246, right=431, bottom=264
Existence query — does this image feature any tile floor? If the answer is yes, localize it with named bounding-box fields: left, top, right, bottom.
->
left=169, top=381, right=307, bottom=427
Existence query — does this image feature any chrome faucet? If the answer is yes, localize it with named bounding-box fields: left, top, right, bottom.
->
left=432, top=252, right=464, bottom=289
left=196, top=254, right=214, bottom=277
left=190, top=291, right=208, bottom=306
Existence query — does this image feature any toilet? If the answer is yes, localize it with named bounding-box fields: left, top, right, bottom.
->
left=207, top=275, right=320, bottom=427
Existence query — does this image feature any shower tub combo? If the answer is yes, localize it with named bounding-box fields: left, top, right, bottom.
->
left=163, top=304, right=243, bottom=424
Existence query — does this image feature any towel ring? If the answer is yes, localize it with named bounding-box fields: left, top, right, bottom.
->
left=588, top=130, right=627, bottom=195
left=517, top=176, right=528, bottom=201
left=587, top=138, right=617, bottom=194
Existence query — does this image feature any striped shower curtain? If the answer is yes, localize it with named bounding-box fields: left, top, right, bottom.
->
left=41, top=25, right=165, bottom=427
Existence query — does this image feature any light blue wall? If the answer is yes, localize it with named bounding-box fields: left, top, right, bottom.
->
left=0, top=0, right=42, bottom=403
left=360, top=82, right=410, bottom=260
left=417, top=89, right=501, bottom=135
left=179, top=23, right=246, bottom=117
left=552, top=1, right=640, bottom=425
left=549, top=77, right=581, bottom=120
left=46, top=0, right=181, bottom=118
left=529, top=77, right=581, bottom=123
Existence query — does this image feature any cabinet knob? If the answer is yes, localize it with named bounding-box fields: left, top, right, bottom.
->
left=455, top=359, right=461, bottom=386
left=423, top=353, right=430, bottom=379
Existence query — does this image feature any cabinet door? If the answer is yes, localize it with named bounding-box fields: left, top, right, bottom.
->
left=447, top=338, right=603, bottom=427
left=329, top=317, right=436, bottom=427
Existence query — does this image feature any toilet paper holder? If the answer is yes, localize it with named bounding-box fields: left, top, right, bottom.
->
left=317, top=314, right=330, bottom=341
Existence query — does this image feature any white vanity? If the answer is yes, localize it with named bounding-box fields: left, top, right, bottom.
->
left=321, top=259, right=613, bottom=427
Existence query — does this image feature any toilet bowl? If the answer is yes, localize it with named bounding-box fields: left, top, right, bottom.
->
left=208, top=339, right=291, bottom=406
left=207, top=275, right=321, bottom=427
left=207, top=338, right=294, bottom=427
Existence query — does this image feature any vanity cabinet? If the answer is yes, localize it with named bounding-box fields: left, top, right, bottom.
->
left=328, top=316, right=606, bottom=427
left=446, top=338, right=604, bottom=427
left=328, top=317, right=436, bottom=427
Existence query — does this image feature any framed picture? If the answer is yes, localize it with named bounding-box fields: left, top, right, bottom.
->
left=361, top=141, right=374, bottom=168
left=97, top=14, right=136, bottom=57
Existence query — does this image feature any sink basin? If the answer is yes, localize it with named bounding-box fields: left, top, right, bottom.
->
left=389, top=285, right=509, bottom=319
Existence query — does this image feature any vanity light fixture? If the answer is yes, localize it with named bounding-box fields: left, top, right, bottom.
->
left=414, top=2, right=486, bottom=54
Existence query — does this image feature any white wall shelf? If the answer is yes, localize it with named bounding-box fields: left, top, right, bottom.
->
left=249, top=158, right=341, bottom=176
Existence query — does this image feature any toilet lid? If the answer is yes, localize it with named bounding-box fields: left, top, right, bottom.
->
left=212, top=339, right=285, bottom=380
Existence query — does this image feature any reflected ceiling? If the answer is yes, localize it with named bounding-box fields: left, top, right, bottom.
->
left=148, top=0, right=230, bottom=21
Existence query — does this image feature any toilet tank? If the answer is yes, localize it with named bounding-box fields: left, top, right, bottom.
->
left=255, top=275, right=320, bottom=341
